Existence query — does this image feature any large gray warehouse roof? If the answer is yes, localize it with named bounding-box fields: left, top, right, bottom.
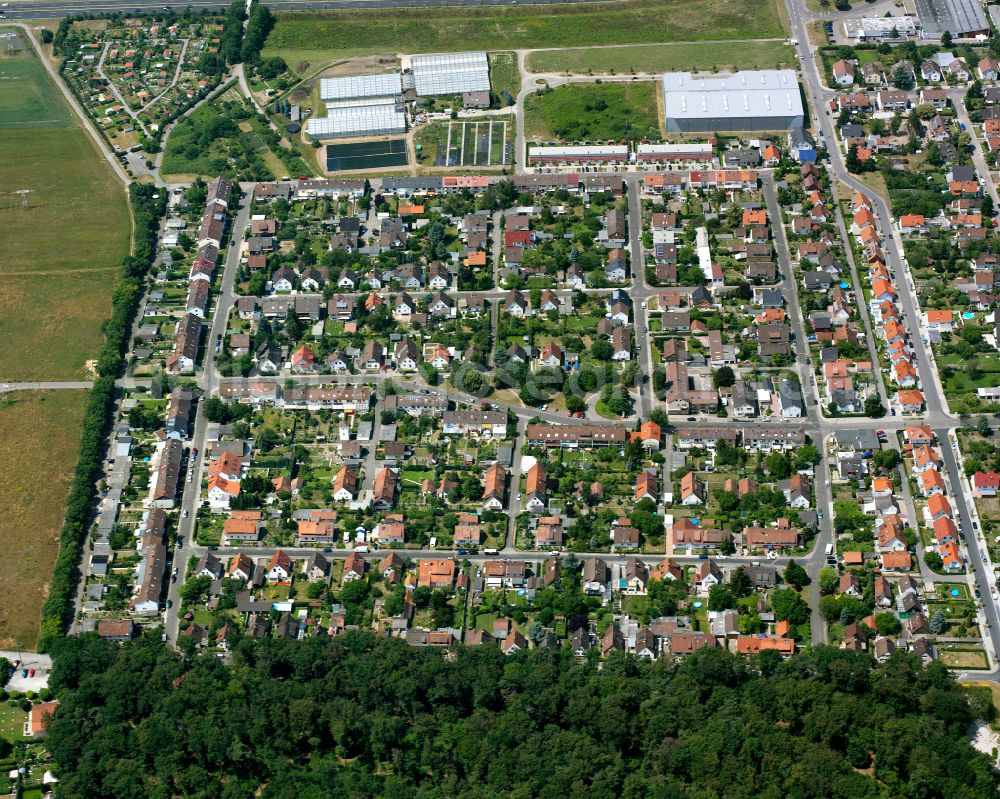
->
left=914, top=0, right=989, bottom=37
left=662, top=70, right=804, bottom=133
left=411, top=51, right=490, bottom=97
left=319, top=73, right=402, bottom=102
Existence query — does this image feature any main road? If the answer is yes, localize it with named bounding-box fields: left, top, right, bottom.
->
left=784, top=0, right=999, bottom=668
left=1, top=0, right=598, bottom=19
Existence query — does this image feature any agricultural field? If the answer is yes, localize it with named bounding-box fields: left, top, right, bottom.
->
left=528, top=40, right=794, bottom=75
left=261, top=0, right=787, bottom=69
left=0, top=390, right=88, bottom=649
left=0, top=34, right=130, bottom=380
left=415, top=117, right=512, bottom=167
left=523, top=81, right=661, bottom=142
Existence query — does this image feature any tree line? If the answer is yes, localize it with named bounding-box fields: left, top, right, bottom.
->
left=221, top=0, right=275, bottom=65
left=38, top=184, right=166, bottom=651
left=44, top=632, right=997, bottom=799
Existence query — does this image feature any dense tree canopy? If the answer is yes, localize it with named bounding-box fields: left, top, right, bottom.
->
left=45, top=634, right=996, bottom=799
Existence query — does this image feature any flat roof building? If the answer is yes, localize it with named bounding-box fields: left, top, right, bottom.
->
left=528, top=145, right=629, bottom=164
left=635, top=142, right=715, bottom=162
left=411, top=51, right=490, bottom=97
left=319, top=73, right=402, bottom=101
left=843, top=15, right=918, bottom=40
left=662, top=70, right=804, bottom=133
left=914, top=0, right=989, bottom=38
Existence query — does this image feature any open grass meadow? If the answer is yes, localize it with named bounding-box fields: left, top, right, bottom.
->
left=528, top=40, right=795, bottom=75
left=0, top=390, right=88, bottom=649
left=0, top=34, right=130, bottom=380
left=488, top=51, right=520, bottom=102
left=524, top=81, right=661, bottom=142
left=261, top=0, right=787, bottom=69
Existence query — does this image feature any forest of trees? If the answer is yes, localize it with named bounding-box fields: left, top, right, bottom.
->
left=46, top=633, right=996, bottom=799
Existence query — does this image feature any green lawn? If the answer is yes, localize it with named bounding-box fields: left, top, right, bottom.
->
left=524, top=81, right=661, bottom=142
left=0, top=703, right=28, bottom=743
left=529, top=40, right=794, bottom=75
left=262, top=0, right=787, bottom=68
left=0, top=35, right=130, bottom=380
left=934, top=582, right=971, bottom=600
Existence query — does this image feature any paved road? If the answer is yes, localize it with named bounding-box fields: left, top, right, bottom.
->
left=784, top=0, right=953, bottom=427
left=781, top=0, right=1000, bottom=666
left=832, top=203, right=890, bottom=407
left=626, top=175, right=654, bottom=420
left=938, top=430, right=1000, bottom=665
left=1, top=0, right=600, bottom=19
left=952, top=90, right=1000, bottom=210
left=0, top=381, right=93, bottom=392
left=164, top=191, right=253, bottom=644
left=762, top=172, right=820, bottom=411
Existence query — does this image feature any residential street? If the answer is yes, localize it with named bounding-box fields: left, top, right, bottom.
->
left=15, top=0, right=1000, bottom=677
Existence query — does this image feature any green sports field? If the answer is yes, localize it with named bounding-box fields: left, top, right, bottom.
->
left=0, top=33, right=130, bottom=380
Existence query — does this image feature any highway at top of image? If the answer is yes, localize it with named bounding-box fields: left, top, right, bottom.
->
left=0, top=0, right=597, bottom=20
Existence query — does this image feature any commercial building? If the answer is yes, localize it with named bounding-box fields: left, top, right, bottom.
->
left=528, top=145, right=629, bottom=165
left=635, top=142, right=715, bottom=166
left=319, top=73, right=402, bottom=101
left=662, top=70, right=804, bottom=133
left=914, top=0, right=989, bottom=38
left=411, top=51, right=490, bottom=97
left=843, top=15, right=918, bottom=41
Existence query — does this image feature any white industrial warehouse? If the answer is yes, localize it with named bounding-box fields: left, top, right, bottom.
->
left=661, top=70, right=804, bottom=133
left=411, top=51, right=490, bottom=97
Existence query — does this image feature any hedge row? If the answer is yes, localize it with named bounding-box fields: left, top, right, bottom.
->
left=38, top=183, right=166, bottom=652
